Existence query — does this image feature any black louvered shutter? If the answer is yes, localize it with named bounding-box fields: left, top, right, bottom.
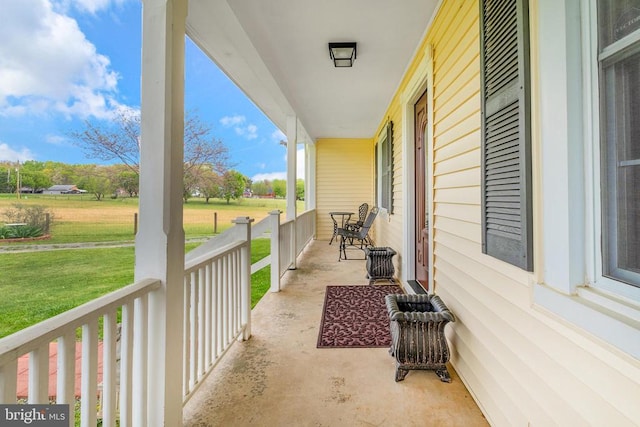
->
left=480, top=0, right=533, bottom=271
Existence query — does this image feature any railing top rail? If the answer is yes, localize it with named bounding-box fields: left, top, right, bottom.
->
left=184, top=240, right=246, bottom=272
left=251, top=214, right=272, bottom=238
left=0, top=278, right=161, bottom=366
left=281, top=218, right=295, bottom=227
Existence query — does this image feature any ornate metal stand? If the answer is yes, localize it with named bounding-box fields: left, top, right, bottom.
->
left=364, top=247, right=396, bottom=284
left=385, top=294, right=455, bottom=382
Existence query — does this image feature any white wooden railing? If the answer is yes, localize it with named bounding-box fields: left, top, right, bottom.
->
left=182, top=217, right=252, bottom=401
left=0, top=209, right=316, bottom=425
left=295, top=209, right=316, bottom=258
left=181, top=209, right=316, bottom=398
left=0, top=278, right=161, bottom=427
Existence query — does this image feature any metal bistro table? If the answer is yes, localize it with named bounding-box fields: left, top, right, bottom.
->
left=329, top=211, right=353, bottom=245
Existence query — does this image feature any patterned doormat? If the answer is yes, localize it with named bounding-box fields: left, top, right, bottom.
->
left=317, top=285, right=403, bottom=348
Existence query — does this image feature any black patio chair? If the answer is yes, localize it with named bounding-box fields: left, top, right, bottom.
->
left=337, top=207, right=379, bottom=261
left=344, top=202, right=368, bottom=233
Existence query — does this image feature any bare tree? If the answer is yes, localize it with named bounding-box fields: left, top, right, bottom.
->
left=70, top=110, right=232, bottom=192
left=70, top=109, right=140, bottom=175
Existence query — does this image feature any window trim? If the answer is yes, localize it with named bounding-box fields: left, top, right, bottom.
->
left=376, top=121, right=393, bottom=214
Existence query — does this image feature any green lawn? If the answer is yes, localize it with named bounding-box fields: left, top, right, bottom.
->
left=0, top=239, right=272, bottom=338
left=0, top=194, right=301, bottom=244
left=0, top=194, right=294, bottom=338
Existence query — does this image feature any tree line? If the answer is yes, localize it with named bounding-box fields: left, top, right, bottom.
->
left=1, top=110, right=304, bottom=202
left=0, top=160, right=303, bottom=203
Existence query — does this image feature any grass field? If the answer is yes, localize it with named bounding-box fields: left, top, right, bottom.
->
left=0, top=194, right=295, bottom=244
left=0, top=194, right=298, bottom=338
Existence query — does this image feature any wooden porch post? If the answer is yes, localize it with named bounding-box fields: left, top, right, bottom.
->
left=286, top=116, right=297, bottom=268
left=305, top=143, right=317, bottom=212
left=269, top=210, right=282, bottom=292
left=137, top=0, right=186, bottom=425
left=232, top=216, right=254, bottom=340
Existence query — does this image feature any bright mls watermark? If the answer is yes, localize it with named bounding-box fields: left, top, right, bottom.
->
left=0, top=405, right=68, bottom=426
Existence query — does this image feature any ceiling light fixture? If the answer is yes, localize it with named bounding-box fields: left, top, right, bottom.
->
left=328, top=42, right=357, bottom=67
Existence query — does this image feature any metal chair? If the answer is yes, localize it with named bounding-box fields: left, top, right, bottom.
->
left=344, top=203, right=368, bottom=233
left=337, top=207, right=379, bottom=261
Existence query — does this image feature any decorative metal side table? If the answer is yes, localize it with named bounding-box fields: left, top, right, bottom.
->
left=364, top=247, right=396, bottom=284
left=385, top=294, right=455, bottom=382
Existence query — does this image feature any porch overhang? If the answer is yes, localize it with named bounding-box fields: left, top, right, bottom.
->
left=186, top=0, right=439, bottom=141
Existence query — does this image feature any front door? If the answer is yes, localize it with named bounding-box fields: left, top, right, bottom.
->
left=415, top=91, right=428, bottom=288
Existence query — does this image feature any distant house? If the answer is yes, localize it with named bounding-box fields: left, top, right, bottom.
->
left=43, top=184, right=86, bottom=195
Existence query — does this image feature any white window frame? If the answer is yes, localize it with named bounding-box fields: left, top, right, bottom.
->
left=375, top=123, right=392, bottom=215
left=533, top=0, right=640, bottom=359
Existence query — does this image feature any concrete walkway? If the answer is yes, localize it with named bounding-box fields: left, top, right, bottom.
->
left=183, top=239, right=488, bottom=427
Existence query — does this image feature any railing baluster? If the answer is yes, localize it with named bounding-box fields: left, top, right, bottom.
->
left=189, top=271, right=197, bottom=389
left=102, top=310, right=118, bottom=427
left=204, top=262, right=212, bottom=368
left=222, top=256, right=229, bottom=347
left=133, top=294, right=148, bottom=427
left=183, top=275, right=190, bottom=398
left=81, top=320, right=98, bottom=426
left=233, top=249, right=239, bottom=333
left=198, top=267, right=205, bottom=378
left=57, top=332, right=76, bottom=414
left=119, top=302, right=134, bottom=427
left=217, top=257, right=223, bottom=355
left=28, top=344, right=49, bottom=404
left=0, top=360, right=18, bottom=404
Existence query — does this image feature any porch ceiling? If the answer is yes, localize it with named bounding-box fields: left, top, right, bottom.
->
left=186, top=0, right=439, bottom=143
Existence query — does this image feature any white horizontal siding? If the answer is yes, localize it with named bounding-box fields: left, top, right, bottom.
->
left=392, top=0, right=640, bottom=425
left=316, top=138, right=373, bottom=241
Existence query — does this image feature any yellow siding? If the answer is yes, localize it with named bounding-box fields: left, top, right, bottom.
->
left=369, top=0, right=640, bottom=425
left=315, top=138, right=373, bottom=241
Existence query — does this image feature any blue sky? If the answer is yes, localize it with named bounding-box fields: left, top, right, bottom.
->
left=0, top=0, right=301, bottom=181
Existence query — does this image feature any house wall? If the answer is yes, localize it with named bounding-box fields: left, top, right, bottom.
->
left=374, top=0, right=640, bottom=425
left=315, top=138, right=374, bottom=242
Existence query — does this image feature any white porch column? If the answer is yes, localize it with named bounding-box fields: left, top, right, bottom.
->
left=286, top=116, right=297, bottom=269
left=286, top=115, right=298, bottom=221
left=304, top=142, right=316, bottom=211
left=269, top=210, right=281, bottom=292
left=137, top=0, right=186, bottom=425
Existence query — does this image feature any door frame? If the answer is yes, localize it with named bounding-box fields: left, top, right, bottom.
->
left=401, top=43, right=434, bottom=291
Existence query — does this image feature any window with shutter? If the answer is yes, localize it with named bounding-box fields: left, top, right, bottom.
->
left=376, top=121, right=394, bottom=213
left=480, top=0, right=533, bottom=271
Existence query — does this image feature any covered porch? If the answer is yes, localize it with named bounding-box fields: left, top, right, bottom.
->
left=182, top=239, right=487, bottom=426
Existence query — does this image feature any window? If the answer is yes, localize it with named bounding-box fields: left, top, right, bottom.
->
left=480, top=0, right=533, bottom=271
left=598, top=0, right=640, bottom=288
left=376, top=121, right=394, bottom=213
left=532, top=0, right=640, bottom=359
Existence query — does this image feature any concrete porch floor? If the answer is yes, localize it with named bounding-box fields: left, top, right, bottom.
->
left=183, top=239, right=488, bottom=427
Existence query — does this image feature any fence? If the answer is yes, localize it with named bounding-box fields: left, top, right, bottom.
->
left=0, top=208, right=316, bottom=425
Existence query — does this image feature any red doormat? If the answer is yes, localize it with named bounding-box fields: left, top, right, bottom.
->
left=317, top=285, right=403, bottom=348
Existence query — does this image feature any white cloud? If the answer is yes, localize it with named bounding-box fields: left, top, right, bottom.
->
left=246, top=124, right=258, bottom=139
left=0, top=142, right=34, bottom=162
left=220, top=115, right=245, bottom=126
left=45, top=134, right=70, bottom=146
left=53, top=0, right=129, bottom=14
left=221, top=115, right=258, bottom=140
left=252, top=148, right=305, bottom=182
left=0, top=0, right=123, bottom=119
left=251, top=171, right=286, bottom=181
